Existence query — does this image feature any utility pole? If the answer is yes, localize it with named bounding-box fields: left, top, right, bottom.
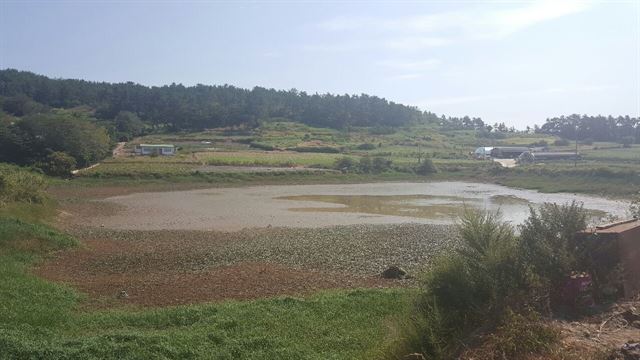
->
left=574, top=123, right=578, bottom=168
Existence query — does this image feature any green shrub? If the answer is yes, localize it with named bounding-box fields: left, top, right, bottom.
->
left=518, top=201, right=587, bottom=305
left=249, top=142, right=276, bottom=151
left=390, top=210, right=529, bottom=359
left=462, top=309, right=560, bottom=360
left=415, top=158, right=437, bottom=175
left=389, top=204, right=590, bottom=359
left=0, top=164, right=48, bottom=205
left=334, top=157, right=357, bottom=172
left=359, top=156, right=372, bottom=173
left=357, top=143, right=376, bottom=150
left=371, top=157, right=392, bottom=174
left=40, top=151, right=76, bottom=177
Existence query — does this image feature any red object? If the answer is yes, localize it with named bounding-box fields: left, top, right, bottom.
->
left=561, top=273, right=594, bottom=310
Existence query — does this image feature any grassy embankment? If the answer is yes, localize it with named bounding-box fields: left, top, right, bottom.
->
left=1, top=165, right=413, bottom=359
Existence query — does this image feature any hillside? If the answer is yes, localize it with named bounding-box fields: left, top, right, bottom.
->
left=1, top=69, right=470, bottom=130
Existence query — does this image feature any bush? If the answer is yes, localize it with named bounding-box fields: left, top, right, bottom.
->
left=40, top=151, right=76, bottom=177
left=621, top=136, right=634, bottom=148
left=358, top=156, right=372, bottom=173
left=415, top=158, right=437, bottom=175
left=0, top=164, right=48, bottom=205
left=554, top=138, right=570, bottom=146
left=357, top=143, right=376, bottom=150
left=371, top=157, right=392, bottom=173
left=461, top=309, right=560, bottom=360
left=392, top=210, right=529, bottom=358
left=389, top=204, right=589, bottom=359
left=249, top=142, right=276, bottom=151
left=518, top=201, right=588, bottom=305
left=333, top=157, right=356, bottom=172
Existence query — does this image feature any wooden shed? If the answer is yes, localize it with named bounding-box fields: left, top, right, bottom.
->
left=577, top=219, right=640, bottom=299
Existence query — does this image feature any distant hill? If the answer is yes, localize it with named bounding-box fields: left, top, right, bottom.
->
left=0, top=68, right=478, bottom=131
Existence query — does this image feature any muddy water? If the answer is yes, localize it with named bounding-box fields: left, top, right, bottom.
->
left=277, top=194, right=533, bottom=221
left=92, top=182, right=628, bottom=231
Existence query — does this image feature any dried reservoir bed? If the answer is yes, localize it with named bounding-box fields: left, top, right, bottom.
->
left=43, top=181, right=627, bottom=307
left=82, top=182, right=627, bottom=231
left=35, top=224, right=456, bottom=307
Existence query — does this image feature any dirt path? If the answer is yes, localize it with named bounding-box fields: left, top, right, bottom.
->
left=112, top=141, right=127, bottom=157
left=493, top=158, right=517, bottom=168
left=70, top=162, right=100, bottom=175
left=553, top=300, right=640, bottom=358
left=69, top=142, right=127, bottom=175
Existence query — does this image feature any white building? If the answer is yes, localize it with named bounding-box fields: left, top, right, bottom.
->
left=134, top=144, right=176, bottom=156
left=473, top=147, right=494, bottom=159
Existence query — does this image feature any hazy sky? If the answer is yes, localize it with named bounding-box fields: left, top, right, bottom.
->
left=1, top=0, right=639, bottom=128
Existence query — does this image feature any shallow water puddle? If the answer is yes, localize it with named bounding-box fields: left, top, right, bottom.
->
left=92, top=182, right=628, bottom=231
left=278, top=194, right=526, bottom=221
left=278, top=193, right=607, bottom=224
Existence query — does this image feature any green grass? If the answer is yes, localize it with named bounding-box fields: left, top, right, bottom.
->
left=0, top=216, right=79, bottom=330
left=0, top=204, right=414, bottom=360
left=489, top=163, right=640, bottom=196
left=201, top=151, right=345, bottom=167
left=582, top=145, right=640, bottom=161
left=1, top=289, right=411, bottom=360
left=80, top=162, right=201, bottom=177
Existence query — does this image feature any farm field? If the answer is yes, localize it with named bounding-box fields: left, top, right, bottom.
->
left=67, top=122, right=640, bottom=198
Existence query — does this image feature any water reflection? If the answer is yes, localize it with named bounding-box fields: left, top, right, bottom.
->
left=278, top=194, right=608, bottom=225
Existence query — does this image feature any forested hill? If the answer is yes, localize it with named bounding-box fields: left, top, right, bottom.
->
left=0, top=69, right=446, bottom=130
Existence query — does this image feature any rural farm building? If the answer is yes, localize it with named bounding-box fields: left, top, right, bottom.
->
left=517, top=151, right=581, bottom=164
left=134, top=144, right=176, bottom=156
left=576, top=219, right=640, bottom=299
left=473, top=147, right=494, bottom=159
left=490, top=146, right=530, bottom=158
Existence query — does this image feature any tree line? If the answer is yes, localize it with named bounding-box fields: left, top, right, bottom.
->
left=537, top=114, right=640, bottom=144
left=0, top=69, right=474, bottom=131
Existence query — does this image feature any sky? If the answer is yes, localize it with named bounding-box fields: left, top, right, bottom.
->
left=1, top=0, right=639, bottom=128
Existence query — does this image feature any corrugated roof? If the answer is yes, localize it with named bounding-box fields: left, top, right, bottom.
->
left=138, top=144, right=175, bottom=148
left=581, top=219, right=640, bottom=234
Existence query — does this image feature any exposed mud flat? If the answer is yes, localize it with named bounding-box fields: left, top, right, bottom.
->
left=88, top=182, right=628, bottom=231
left=34, top=224, right=450, bottom=307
